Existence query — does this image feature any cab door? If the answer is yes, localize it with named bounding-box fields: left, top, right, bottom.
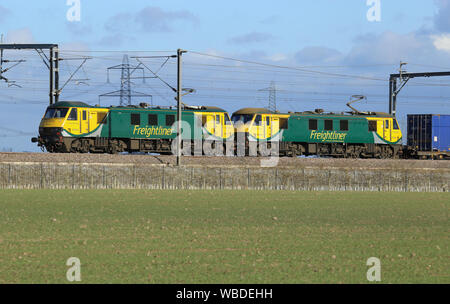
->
left=271, top=117, right=280, bottom=138
left=204, top=114, right=215, bottom=137
left=224, top=113, right=233, bottom=138
left=383, top=119, right=391, bottom=142
left=265, top=116, right=272, bottom=139
left=89, top=110, right=98, bottom=132
left=214, top=114, right=223, bottom=138
left=80, top=109, right=89, bottom=134
left=253, top=114, right=263, bottom=139
left=64, top=108, right=80, bottom=134
left=391, top=118, right=402, bottom=143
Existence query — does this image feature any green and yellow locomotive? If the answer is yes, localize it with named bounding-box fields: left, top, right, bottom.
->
left=33, top=101, right=234, bottom=154
left=231, top=108, right=403, bottom=158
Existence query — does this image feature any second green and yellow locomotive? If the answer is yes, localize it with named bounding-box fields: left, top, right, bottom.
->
left=231, top=108, right=402, bottom=158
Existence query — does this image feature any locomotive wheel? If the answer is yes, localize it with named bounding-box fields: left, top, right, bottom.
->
left=346, top=146, right=360, bottom=158
left=80, top=140, right=90, bottom=154
left=108, top=143, right=118, bottom=154
left=381, top=146, right=394, bottom=159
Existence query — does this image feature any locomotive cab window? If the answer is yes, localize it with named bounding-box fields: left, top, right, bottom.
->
left=309, top=119, right=318, bottom=130
left=67, top=108, right=77, bottom=121
left=166, top=114, right=175, bottom=126
left=385, top=120, right=390, bottom=129
left=254, top=115, right=262, bottom=125
left=340, top=120, right=349, bottom=131
left=280, top=118, right=288, bottom=129
left=56, top=108, right=69, bottom=118
left=368, top=120, right=377, bottom=132
left=45, top=108, right=68, bottom=119
left=224, top=114, right=232, bottom=125
left=131, top=113, right=140, bottom=125
left=393, top=119, right=399, bottom=130
left=324, top=120, right=333, bottom=131
left=82, top=111, right=87, bottom=121
left=232, top=114, right=253, bottom=124
left=148, top=114, right=158, bottom=126
left=98, top=113, right=107, bottom=124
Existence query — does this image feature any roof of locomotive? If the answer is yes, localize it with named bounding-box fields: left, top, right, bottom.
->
left=48, top=101, right=94, bottom=108
left=48, top=102, right=227, bottom=113
left=232, top=107, right=395, bottom=118
left=290, top=111, right=395, bottom=118
left=232, top=108, right=276, bottom=115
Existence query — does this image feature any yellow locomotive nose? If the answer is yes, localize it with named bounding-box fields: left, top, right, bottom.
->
left=40, top=118, right=65, bottom=128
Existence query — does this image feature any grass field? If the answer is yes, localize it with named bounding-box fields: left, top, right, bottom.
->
left=0, top=190, right=448, bottom=284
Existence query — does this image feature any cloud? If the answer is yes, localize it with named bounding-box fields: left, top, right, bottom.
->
left=134, top=6, right=198, bottom=32
left=289, top=1, right=450, bottom=68
left=295, top=46, right=343, bottom=65
left=104, top=6, right=197, bottom=38
left=5, top=28, right=35, bottom=44
left=229, top=32, right=275, bottom=45
left=344, top=31, right=427, bottom=65
left=0, top=5, right=11, bottom=24
left=266, top=53, right=288, bottom=62
left=341, top=30, right=450, bottom=69
left=434, top=0, right=450, bottom=32
left=105, top=13, right=134, bottom=33
left=432, top=33, right=450, bottom=51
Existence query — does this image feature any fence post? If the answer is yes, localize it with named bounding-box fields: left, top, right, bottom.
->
left=40, top=163, right=43, bottom=189
left=404, top=171, right=408, bottom=192
left=162, top=166, right=165, bottom=190
left=103, top=166, right=106, bottom=189
left=275, top=168, right=278, bottom=190
left=219, top=167, right=222, bottom=190
left=133, top=165, right=136, bottom=189
left=8, top=163, right=11, bottom=188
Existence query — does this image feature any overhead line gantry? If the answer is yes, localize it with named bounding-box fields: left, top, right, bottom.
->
left=0, top=44, right=60, bottom=105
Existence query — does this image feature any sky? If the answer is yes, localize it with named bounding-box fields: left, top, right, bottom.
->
left=0, top=0, right=450, bottom=151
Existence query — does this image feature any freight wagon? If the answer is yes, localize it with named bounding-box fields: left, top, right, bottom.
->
left=406, top=114, right=450, bottom=159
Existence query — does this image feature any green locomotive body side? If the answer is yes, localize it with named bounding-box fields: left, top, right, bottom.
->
left=101, top=108, right=195, bottom=140
left=282, top=114, right=376, bottom=144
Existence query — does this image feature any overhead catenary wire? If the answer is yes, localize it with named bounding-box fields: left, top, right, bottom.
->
left=0, top=49, right=449, bottom=114
left=189, top=51, right=388, bottom=82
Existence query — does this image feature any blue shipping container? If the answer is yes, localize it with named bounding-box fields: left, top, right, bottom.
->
left=407, top=114, right=450, bottom=152
left=432, top=115, right=450, bottom=152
